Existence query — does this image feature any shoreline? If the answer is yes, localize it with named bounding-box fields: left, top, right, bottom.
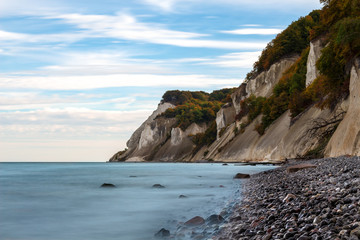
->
left=215, top=156, right=360, bottom=240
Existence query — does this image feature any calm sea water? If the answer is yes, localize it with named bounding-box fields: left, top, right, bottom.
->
left=0, top=162, right=275, bottom=240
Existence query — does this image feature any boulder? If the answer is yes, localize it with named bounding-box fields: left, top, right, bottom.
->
left=286, top=164, right=317, bottom=173
left=184, top=216, right=205, bottom=226
left=152, top=184, right=165, bottom=188
left=234, top=173, right=251, bottom=179
left=154, top=228, right=170, bottom=238
left=179, top=195, right=188, bottom=198
left=100, top=183, right=116, bottom=188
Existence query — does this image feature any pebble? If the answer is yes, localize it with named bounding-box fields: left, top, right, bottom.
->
left=214, top=157, right=360, bottom=240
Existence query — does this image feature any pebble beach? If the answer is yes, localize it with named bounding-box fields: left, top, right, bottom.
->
left=215, top=156, right=360, bottom=240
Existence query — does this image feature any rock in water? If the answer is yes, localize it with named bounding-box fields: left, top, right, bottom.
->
left=233, top=173, right=250, bottom=179
left=286, top=164, right=317, bottom=173
left=152, top=184, right=165, bottom=188
left=206, top=214, right=224, bottom=224
left=184, top=216, right=205, bottom=226
left=179, top=195, right=188, bottom=198
left=100, top=183, right=116, bottom=188
left=154, top=228, right=170, bottom=238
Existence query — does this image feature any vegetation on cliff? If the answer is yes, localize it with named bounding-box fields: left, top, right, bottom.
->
left=241, top=0, right=360, bottom=135
left=161, top=89, right=234, bottom=130
left=245, top=10, right=320, bottom=81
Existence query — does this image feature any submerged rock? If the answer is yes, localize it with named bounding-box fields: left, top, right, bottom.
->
left=154, top=228, right=170, bottom=238
left=206, top=214, right=224, bottom=224
left=152, top=184, right=165, bottom=188
left=100, top=183, right=116, bottom=188
left=184, top=216, right=205, bottom=226
left=179, top=195, right=188, bottom=198
left=233, top=173, right=250, bottom=179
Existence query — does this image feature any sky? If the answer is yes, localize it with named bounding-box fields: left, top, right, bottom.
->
left=0, top=0, right=322, bottom=162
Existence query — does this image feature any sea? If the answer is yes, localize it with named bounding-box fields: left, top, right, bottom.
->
left=0, top=162, right=276, bottom=240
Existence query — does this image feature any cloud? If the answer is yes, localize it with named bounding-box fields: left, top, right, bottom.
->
left=0, top=0, right=65, bottom=16
left=0, top=13, right=267, bottom=50
left=242, top=24, right=262, bottom=27
left=143, top=0, right=177, bottom=11
left=0, top=91, right=138, bottom=111
left=204, top=51, right=261, bottom=68
left=221, top=28, right=283, bottom=35
left=0, top=108, right=151, bottom=128
left=141, top=0, right=322, bottom=12
left=0, top=73, right=241, bottom=90
left=168, top=51, right=261, bottom=68
left=0, top=108, right=149, bottom=161
left=45, top=13, right=267, bottom=50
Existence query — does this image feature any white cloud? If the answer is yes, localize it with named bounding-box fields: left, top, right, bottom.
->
left=0, top=139, right=126, bottom=162
left=141, top=0, right=322, bottom=12
left=169, top=51, right=261, bottom=68
left=0, top=91, right=137, bottom=111
left=0, top=73, right=241, bottom=90
left=0, top=30, right=28, bottom=41
left=0, top=13, right=267, bottom=50
left=143, top=0, right=177, bottom=11
left=221, top=28, right=283, bottom=35
left=0, top=108, right=151, bottom=128
left=242, top=24, right=262, bottom=27
left=0, top=0, right=65, bottom=17
left=205, top=51, right=261, bottom=68
left=44, top=13, right=267, bottom=50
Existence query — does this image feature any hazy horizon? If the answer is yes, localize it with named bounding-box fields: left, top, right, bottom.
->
left=0, top=0, right=322, bottom=162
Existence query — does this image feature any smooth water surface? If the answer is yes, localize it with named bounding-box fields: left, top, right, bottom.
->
left=0, top=162, right=275, bottom=240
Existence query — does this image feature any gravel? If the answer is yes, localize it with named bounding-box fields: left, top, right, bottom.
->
left=215, top=156, right=360, bottom=240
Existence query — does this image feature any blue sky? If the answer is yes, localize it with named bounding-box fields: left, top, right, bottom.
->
left=0, top=0, right=322, bottom=161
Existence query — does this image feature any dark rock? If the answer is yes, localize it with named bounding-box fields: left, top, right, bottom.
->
left=206, top=214, right=224, bottom=224
left=222, top=163, right=228, bottom=166
left=152, top=184, right=165, bottom=188
left=233, top=173, right=250, bottom=179
left=284, top=231, right=296, bottom=238
left=298, top=234, right=311, bottom=240
left=154, top=228, right=170, bottom=238
left=263, top=233, right=272, bottom=240
left=100, top=183, right=116, bottom=188
left=184, top=216, right=205, bottom=226
left=350, top=226, right=360, bottom=239
left=179, top=195, right=188, bottom=198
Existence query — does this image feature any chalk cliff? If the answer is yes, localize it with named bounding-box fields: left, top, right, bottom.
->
left=325, top=58, right=360, bottom=157
left=110, top=52, right=359, bottom=162
left=245, top=57, right=298, bottom=98
left=306, top=39, right=323, bottom=86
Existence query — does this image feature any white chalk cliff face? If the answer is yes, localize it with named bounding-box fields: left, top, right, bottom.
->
left=126, top=102, right=174, bottom=150
left=306, top=39, right=323, bottom=86
left=245, top=57, right=298, bottom=98
left=231, top=84, right=247, bottom=115
left=170, top=128, right=184, bottom=146
left=215, top=103, right=236, bottom=139
left=325, top=58, right=360, bottom=157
